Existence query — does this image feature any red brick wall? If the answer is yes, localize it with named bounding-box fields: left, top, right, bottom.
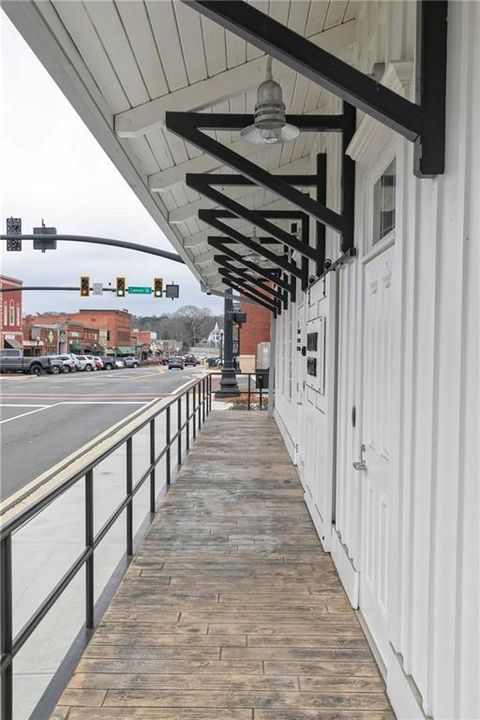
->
left=239, top=297, right=271, bottom=356
left=1, top=275, right=23, bottom=348
left=25, top=310, right=132, bottom=349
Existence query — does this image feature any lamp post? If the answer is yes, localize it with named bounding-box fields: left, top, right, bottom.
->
left=215, top=289, right=239, bottom=397
left=219, top=329, right=223, bottom=364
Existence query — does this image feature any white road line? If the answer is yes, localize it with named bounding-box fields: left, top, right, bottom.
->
left=0, top=404, right=60, bottom=425
left=0, top=404, right=47, bottom=408
left=58, top=401, right=146, bottom=405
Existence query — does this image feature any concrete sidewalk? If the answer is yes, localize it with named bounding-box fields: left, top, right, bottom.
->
left=54, top=411, right=393, bottom=720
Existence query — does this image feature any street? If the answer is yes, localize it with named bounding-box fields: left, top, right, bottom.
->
left=0, top=365, right=204, bottom=500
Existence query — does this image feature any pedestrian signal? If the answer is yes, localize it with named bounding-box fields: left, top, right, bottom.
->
left=80, top=276, right=90, bottom=297
left=153, top=278, right=163, bottom=298
left=116, top=277, right=126, bottom=297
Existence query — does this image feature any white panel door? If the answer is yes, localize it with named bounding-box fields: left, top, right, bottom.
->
left=360, top=245, right=395, bottom=661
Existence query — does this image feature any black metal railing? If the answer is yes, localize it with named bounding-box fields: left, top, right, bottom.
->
left=208, top=371, right=270, bottom=410
left=0, top=373, right=212, bottom=720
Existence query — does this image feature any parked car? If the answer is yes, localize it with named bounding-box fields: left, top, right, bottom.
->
left=115, top=359, right=125, bottom=368
left=70, top=354, right=95, bottom=372
left=93, top=356, right=104, bottom=370
left=98, top=356, right=115, bottom=370
left=46, top=356, right=65, bottom=374
left=84, top=354, right=98, bottom=370
left=184, top=354, right=198, bottom=366
left=56, top=354, right=77, bottom=373
left=122, top=356, right=139, bottom=368
left=168, top=356, right=185, bottom=370
left=0, top=354, right=54, bottom=375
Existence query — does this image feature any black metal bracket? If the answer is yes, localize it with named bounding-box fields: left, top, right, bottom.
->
left=207, top=235, right=302, bottom=280
left=221, top=277, right=279, bottom=315
left=182, top=0, right=447, bottom=177
left=218, top=266, right=284, bottom=303
left=201, top=207, right=308, bottom=293
left=165, top=109, right=355, bottom=253
left=214, top=254, right=293, bottom=294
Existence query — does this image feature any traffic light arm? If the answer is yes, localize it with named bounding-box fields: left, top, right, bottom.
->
left=0, top=234, right=185, bottom=264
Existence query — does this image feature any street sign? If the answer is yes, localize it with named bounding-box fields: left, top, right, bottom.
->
left=92, top=282, right=103, bottom=296
left=128, top=286, right=152, bottom=295
left=33, top=223, right=57, bottom=251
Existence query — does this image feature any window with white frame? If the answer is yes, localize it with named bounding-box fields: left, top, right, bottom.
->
left=373, top=159, right=396, bottom=245
left=3, top=302, right=7, bottom=326
left=9, top=301, right=15, bottom=326
left=16, top=304, right=20, bottom=327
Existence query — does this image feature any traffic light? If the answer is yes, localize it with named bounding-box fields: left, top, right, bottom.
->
left=116, top=277, right=126, bottom=297
left=80, top=276, right=90, bottom=297
left=153, top=278, right=163, bottom=298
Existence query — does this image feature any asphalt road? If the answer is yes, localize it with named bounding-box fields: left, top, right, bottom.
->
left=0, top=365, right=204, bottom=501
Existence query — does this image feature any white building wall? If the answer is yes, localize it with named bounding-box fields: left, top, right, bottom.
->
left=273, top=2, right=480, bottom=718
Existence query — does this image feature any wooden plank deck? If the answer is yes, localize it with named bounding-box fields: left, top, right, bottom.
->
left=54, top=411, right=393, bottom=720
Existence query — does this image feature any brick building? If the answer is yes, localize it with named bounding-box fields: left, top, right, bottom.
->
left=238, top=296, right=271, bottom=372
left=23, top=317, right=100, bottom=354
left=24, top=309, right=132, bottom=353
left=0, top=275, right=23, bottom=351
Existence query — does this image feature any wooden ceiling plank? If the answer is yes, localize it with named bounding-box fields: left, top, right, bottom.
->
left=115, top=1, right=169, bottom=100
left=201, top=15, right=227, bottom=76
left=173, top=1, right=208, bottom=84
left=287, top=0, right=310, bottom=36
left=127, top=135, right=160, bottom=176
left=267, top=0, right=290, bottom=26
left=83, top=1, right=149, bottom=107
left=305, top=0, right=330, bottom=36
left=145, top=128, right=175, bottom=170
left=246, top=0, right=268, bottom=60
left=52, top=1, right=129, bottom=114
left=145, top=0, right=188, bottom=92
left=325, top=1, right=349, bottom=30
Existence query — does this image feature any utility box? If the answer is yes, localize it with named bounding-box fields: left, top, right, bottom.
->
left=255, top=341, right=270, bottom=389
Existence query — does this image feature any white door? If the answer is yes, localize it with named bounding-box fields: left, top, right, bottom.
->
left=359, top=244, right=395, bottom=661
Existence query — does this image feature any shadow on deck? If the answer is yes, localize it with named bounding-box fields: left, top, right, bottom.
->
left=54, top=411, right=393, bottom=720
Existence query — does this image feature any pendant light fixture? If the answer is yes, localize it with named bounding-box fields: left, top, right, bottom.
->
left=241, top=57, right=300, bottom=145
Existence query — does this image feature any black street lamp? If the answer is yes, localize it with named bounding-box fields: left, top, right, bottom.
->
left=215, top=289, right=239, bottom=397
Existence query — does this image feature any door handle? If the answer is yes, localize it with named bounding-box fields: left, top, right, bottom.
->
left=353, top=444, right=367, bottom=471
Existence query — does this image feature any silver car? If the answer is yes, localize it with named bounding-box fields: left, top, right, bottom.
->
left=56, top=354, right=77, bottom=373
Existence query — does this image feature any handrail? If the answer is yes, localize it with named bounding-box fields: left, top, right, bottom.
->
left=0, top=373, right=212, bottom=720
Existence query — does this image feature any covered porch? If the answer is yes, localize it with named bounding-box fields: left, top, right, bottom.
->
left=54, top=411, right=391, bottom=719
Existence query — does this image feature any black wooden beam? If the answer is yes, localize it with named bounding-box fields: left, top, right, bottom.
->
left=183, top=0, right=447, bottom=176
left=213, top=253, right=292, bottom=293
left=221, top=278, right=278, bottom=313
left=219, top=267, right=283, bottom=302
left=207, top=234, right=302, bottom=279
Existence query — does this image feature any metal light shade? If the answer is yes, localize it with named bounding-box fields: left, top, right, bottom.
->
left=241, top=59, right=299, bottom=145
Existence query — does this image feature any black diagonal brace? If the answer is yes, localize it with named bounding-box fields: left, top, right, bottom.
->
left=214, top=254, right=292, bottom=294
left=166, top=112, right=344, bottom=232
left=182, top=0, right=447, bottom=176
left=191, top=177, right=319, bottom=262
left=218, top=267, right=283, bottom=302
left=221, top=278, right=278, bottom=314
left=202, top=211, right=304, bottom=279
left=207, top=235, right=302, bottom=280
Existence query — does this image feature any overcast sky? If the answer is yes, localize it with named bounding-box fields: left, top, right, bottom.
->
left=0, top=14, right=223, bottom=317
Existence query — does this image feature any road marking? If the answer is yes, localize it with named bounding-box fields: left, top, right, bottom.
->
left=58, top=401, right=146, bottom=405
left=0, top=404, right=47, bottom=408
left=0, top=403, right=61, bottom=425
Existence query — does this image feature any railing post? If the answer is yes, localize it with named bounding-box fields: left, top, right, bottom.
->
left=177, top=397, right=182, bottom=467
left=186, top=391, right=190, bottom=451
left=150, top=418, right=156, bottom=514
left=1, top=535, right=13, bottom=720
left=192, top=386, right=196, bottom=440
left=166, top=406, right=171, bottom=488
left=85, top=469, right=94, bottom=629
left=198, top=381, right=202, bottom=431
left=259, top=384, right=263, bottom=410
left=208, top=373, right=212, bottom=413
left=126, top=438, right=133, bottom=556
left=248, top=374, right=251, bottom=411
left=202, top=377, right=206, bottom=422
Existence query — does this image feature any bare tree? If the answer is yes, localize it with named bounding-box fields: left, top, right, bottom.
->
left=174, top=306, right=212, bottom=346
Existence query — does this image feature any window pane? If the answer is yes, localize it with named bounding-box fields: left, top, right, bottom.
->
left=373, top=160, right=396, bottom=244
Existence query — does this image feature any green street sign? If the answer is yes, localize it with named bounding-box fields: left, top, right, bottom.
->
left=128, top=286, right=152, bottom=295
